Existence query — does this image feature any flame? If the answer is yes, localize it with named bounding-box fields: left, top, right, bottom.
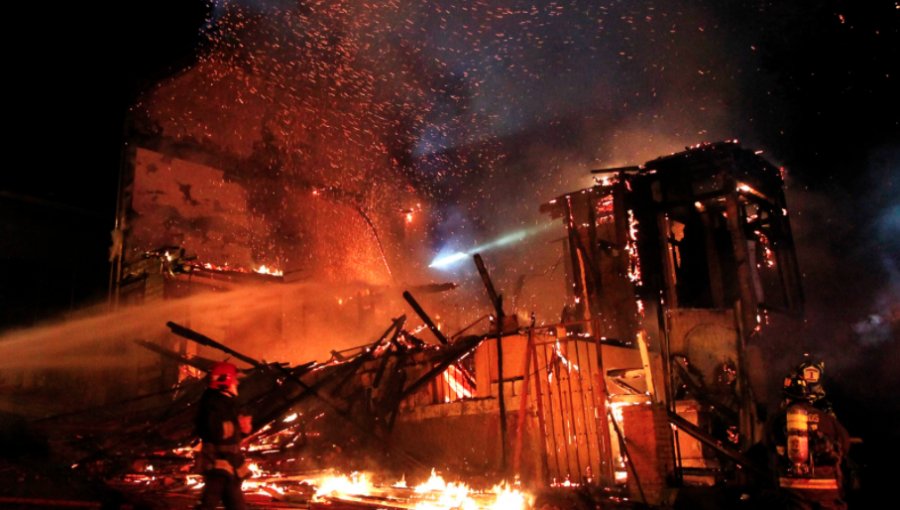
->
left=393, top=475, right=408, bottom=489
left=551, top=478, right=578, bottom=487
left=410, top=470, right=532, bottom=510
left=607, top=400, right=651, bottom=486
left=240, top=462, right=289, bottom=496
left=488, top=483, right=530, bottom=510
left=254, top=264, right=284, bottom=276
left=192, top=261, right=285, bottom=277
left=553, top=340, right=579, bottom=373
left=123, top=464, right=531, bottom=509
left=313, top=472, right=374, bottom=500
left=414, top=469, right=449, bottom=493
left=736, top=181, right=768, bottom=200
left=442, top=364, right=474, bottom=401
left=625, top=209, right=642, bottom=285
left=307, top=469, right=532, bottom=510
left=413, top=470, right=474, bottom=510
left=753, top=230, right=777, bottom=268
left=594, top=174, right=618, bottom=187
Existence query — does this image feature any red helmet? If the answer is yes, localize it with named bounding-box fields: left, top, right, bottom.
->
left=209, top=361, right=238, bottom=391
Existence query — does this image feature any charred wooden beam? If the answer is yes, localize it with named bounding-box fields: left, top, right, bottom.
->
left=373, top=315, right=408, bottom=347
left=667, top=411, right=766, bottom=476
left=472, top=253, right=508, bottom=473
left=402, top=291, right=448, bottom=345
left=332, top=315, right=407, bottom=397
left=166, top=322, right=371, bottom=436
left=473, top=254, right=502, bottom=314
left=512, top=316, right=536, bottom=475
left=399, top=335, right=483, bottom=400
left=408, top=282, right=458, bottom=294
left=166, top=321, right=262, bottom=368
left=590, top=165, right=642, bottom=174
left=373, top=317, right=408, bottom=389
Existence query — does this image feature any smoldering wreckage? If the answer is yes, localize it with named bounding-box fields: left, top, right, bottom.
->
left=0, top=142, right=859, bottom=509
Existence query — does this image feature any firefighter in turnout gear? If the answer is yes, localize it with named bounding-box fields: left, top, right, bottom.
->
left=767, top=371, right=850, bottom=510
left=195, top=361, right=253, bottom=510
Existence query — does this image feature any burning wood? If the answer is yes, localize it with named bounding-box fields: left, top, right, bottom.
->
left=250, top=469, right=531, bottom=510
left=25, top=314, right=526, bottom=508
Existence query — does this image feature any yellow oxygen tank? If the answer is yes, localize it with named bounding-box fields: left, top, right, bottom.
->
left=786, top=404, right=810, bottom=475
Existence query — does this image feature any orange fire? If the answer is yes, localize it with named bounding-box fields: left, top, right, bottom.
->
left=304, top=469, right=532, bottom=509
left=254, top=264, right=284, bottom=276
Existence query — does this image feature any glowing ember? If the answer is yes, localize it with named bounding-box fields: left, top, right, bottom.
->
left=313, top=472, right=374, bottom=500
left=186, top=475, right=203, bottom=488
left=753, top=230, right=777, bottom=268
left=254, top=264, right=284, bottom=276
left=625, top=210, right=642, bottom=285
left=594, top=174, right=617, bottom=187
left=736, top=181, right=768, bottom=200
left=441, top=364, right=475, bottom=401
left=488, top=483, right=530, bottom=510
left=295, top=470, right=533, bottom=510
left=413, top=470, right=473, bottom=510
left=410, top=471, right=532, bottom=510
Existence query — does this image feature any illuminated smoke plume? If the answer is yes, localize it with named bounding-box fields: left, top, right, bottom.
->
left=133, top=1, right=753, bottom=291
left=131, top=0, right=895, bottom=382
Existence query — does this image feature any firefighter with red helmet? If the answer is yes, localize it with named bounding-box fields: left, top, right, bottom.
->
left=195, top=361, right=253, bottom=510
left=767, top=368, right=850, bottom=510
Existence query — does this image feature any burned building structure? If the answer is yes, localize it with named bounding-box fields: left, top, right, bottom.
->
left=84, top=137, right=803, bottom=504
left=5, top=138, right=802, bottom=508
left=537, top=140, right=804, bottom=499
left=106, top=134, right=434, bottom=371
left=388, top=140, right=804, bottom=504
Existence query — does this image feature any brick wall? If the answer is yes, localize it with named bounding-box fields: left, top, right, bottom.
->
left=621, top=403, right=674, bottom=506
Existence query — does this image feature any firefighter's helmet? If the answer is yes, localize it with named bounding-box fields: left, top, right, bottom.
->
left=209, top=361, right=239, bottom=391
left=796, top=356, right=827, bottom=403
left=797, top=358, right=824, bottom=385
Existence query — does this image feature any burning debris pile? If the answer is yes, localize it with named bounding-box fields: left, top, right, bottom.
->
left=25, top=315, right=530, bottom=508
left=2, top=141, right=822, bottom=509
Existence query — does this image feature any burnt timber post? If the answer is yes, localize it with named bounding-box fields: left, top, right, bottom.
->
left=473, top=253, right=508, bottom=473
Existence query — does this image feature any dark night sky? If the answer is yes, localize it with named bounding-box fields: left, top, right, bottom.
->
left=2, top=0, right=898, bottom=499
